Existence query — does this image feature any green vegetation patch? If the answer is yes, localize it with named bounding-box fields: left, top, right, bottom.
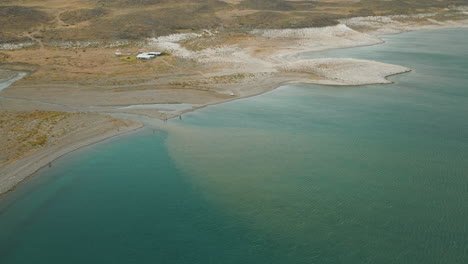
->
left=354, top=0, right=468, bottom=15
left=110, top=5, right=222, bottom=39
left=236, top=11, right=340, bottom=29
left=97, top=0, right=228, bottom=8
left=0, top=6, right=51, bottom=32
left=0, top=6, right=52, bottom=43
left=239, top=0, right=295, bottom=11
left=60, top=8, right=108, bottom=24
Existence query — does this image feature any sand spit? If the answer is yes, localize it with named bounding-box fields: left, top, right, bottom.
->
left=0, top=111, right=142, bottom=195
left=140, top=24, right=408, bottom=90
left=279, top=59, right=411, bottom=86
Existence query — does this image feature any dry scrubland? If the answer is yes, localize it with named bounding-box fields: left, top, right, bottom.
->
left=1, top=0, right=468, bottom=45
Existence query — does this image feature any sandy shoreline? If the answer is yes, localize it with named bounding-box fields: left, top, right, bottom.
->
left=0, top=13, right=467, bottom=196
left=0, top=116, right=142, bottom=196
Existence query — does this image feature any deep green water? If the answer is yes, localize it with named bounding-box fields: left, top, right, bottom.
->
left=1, top=28, right=467, bottom=263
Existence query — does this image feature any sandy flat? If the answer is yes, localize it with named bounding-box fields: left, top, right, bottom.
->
left=279, top=58, right=411, bottom=85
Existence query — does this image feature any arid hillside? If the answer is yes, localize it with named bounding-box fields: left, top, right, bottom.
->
left=1, top=0, right=467, bottom=45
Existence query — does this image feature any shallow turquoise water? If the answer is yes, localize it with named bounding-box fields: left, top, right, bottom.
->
left=1, top=28, right=467, bottom=263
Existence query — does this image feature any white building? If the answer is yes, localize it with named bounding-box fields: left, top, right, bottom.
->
left=136, top=52, right=162, bottom=60
left=147, top=52, right=162, bottom=56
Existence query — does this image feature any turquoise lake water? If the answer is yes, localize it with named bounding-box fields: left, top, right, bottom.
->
left=0, top=28, right=467, bottom=263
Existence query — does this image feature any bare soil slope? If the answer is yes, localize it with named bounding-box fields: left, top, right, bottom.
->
left=1, top=0, right=467, bottom=44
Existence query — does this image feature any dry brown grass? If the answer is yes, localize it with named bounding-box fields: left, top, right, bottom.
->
left=0, top=110, right=127, bottom=166
left=2, top=0, right=465, bottom=44
left=2, top=47, right=183, bottom=85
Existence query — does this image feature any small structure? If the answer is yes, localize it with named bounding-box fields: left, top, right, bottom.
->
left=136, top=52, right=162, bottom=60
left=147, top=52, right=162, bottom=56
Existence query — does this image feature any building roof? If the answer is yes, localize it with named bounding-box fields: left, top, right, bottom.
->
left=136, top=52, right=161, bottom=59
